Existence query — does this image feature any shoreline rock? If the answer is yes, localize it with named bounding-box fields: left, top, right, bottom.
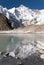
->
left=0, top=53, right=44, bottom=65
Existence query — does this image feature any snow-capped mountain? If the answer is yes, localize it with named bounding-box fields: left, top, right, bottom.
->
left=0, top=5, right=44, bottom=28
left=15, top=5, right=44, bottom=25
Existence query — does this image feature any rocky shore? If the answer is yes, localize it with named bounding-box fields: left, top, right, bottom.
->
left=0, top=53, right=44, bottom=65
left=0, top=25, right=44, bottom=34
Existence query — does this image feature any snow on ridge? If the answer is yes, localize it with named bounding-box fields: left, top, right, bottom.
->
left=8, top=7, right=15, bottom=14
left=0, top=5, right=44, bottom=28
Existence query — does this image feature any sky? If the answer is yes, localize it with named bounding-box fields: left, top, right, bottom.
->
left=0, top=0, right=44, bottom=9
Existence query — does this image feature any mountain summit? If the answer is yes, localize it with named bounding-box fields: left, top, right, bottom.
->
left=0, top=5, right=44, bottom=29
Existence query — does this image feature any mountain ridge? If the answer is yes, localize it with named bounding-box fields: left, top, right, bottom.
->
left=0, top=5, right=44, bottom=28
left=0, top=5, right=44, bottom=32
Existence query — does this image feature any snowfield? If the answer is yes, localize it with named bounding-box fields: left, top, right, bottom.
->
left=0, top=5, right=44, bottom=27
left=0, top=5, right=44, bottom=33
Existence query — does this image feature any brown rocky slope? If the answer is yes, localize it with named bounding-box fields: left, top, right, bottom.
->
left=15, top=25, right=44, bottom=33
left=0, top=13, right=12, bottom=30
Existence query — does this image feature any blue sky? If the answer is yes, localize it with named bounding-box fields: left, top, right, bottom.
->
left=0, top=0, right=44, bottom=9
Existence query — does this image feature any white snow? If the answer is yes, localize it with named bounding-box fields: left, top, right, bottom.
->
left=0, top=5, right=44, bottom=27
left=8, top=7, right=15, bottom=14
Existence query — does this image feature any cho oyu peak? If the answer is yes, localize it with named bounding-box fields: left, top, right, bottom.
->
left=0, top=5, right=44, bottom=29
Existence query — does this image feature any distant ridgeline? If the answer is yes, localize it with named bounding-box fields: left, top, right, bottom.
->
left=0, top=5, right=44, bottom=31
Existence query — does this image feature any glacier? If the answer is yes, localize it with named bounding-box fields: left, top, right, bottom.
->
left=0, top=5, right=44, bottom=28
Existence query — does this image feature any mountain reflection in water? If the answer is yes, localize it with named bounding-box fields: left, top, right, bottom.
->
left=0, top=34, right=44, bottom=65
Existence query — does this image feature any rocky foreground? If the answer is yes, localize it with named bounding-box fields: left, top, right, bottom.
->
left=0, top=53, right=44, bottom=65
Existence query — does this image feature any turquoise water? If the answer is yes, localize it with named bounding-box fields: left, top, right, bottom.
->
left=0, top=34, right=44, bottom=65
left=0, top=35, right=23, bottom=51
left=0, top=34, right=44, bottom=52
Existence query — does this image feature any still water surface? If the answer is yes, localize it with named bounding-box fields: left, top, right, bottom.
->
left=0, top=34, right=44, bottom=65
left=0, top=34, right=44, bottom=51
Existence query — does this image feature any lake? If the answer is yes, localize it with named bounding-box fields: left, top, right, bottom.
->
left=0, top=34, right=44, bottom=51
left=0, top=34, right=44, bottom=65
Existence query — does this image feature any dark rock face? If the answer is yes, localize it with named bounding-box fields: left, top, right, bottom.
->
left=0, top=13, right=12, bottom=30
